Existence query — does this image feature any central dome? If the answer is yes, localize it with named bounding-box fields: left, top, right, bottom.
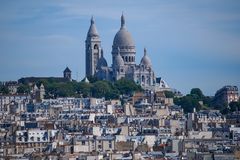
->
left=113, top=28, right=134, bottom=46
left=113, top=14, right=134, bottom=47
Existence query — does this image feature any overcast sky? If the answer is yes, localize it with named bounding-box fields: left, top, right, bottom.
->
left=0, top=0, right=239, bottom=95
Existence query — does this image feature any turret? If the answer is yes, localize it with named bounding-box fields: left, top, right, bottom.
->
left=63, top=67, right=72, bottom=81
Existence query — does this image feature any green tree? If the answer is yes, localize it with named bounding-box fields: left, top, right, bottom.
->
left=92, top=81, right=111, bottom=98
left=105, top=88, right=120, bottom=100
left=0, top=85, right=9, bottom=94
left=229, top=101, right=240, bottom=112
left=24, top=78, right=143, bottom=99
left=36, top=80, right=48, bottom=87
left=87, top=76, right=98, bottom=83
left=202, top=96, right=213, bottom=108
left=190, top=88, right=204, bottom=100
left=174, top=95, right=202, bottom=113
left=44, top=82, right=76, bottom=98
left=55, top=83, right=72, bottom=97
left=114, top=78, right=142, bottom=95
left=164, top=91, right=174, bottom=98
left=17, top=84, right=30, bottom=94
left=77, top=82, right=93, bottom=98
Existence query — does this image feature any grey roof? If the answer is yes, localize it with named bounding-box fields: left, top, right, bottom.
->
left=97, top=49, right=108, bottom=69
left=87, top=16, right=99, bottom=37
left=114, top=47, right=125, bottom=66
left=113, top=14, right=134, bottom=47
left=82, top=77, right=89, bottom=83
left=64, top=67, right=71, bottom=73
left=140, top=48, right=152, bottom=67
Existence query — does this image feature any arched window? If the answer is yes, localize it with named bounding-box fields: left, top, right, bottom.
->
left=128, top=56, right=131, bottom=62
left=94, top=44, right=98, bottom=49
left=147, top=77, right=150, bottom=85
left=142, top=75, right=145, bottom=83
left=125, top=56, right=128, bottom=62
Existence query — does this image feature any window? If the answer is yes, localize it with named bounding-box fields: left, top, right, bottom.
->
left=82, top=141, right=85, bottom=145
left=94, top=44, right=98, bottom=49
left=142, top=76, right=145, bottom=82
left=109, top=141, right=112, bottom=148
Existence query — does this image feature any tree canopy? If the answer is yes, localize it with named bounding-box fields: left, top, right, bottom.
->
left=114, top=78, right=142, bottom=95
left=174, top=88, right=207, bottom=113
left=174, top=94, right=202, bottom=113
left=31, top=78, right=142, bottom=100
left=164, top=91, right=174, bottom=98
left=17, top=84, right=30, bottom=94
left=190, top=88, right=204, bottom=99
left=0, top=85, right=9, bottom=94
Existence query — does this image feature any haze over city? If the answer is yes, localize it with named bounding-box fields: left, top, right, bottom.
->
left=0, top=0, right=239, bottom=95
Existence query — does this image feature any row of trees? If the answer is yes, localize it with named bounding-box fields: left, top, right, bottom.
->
left=37, top=78, right=142, bottom=100
left=0, top=84, right=31, bottom=95
left=2, top=80, right=239, bottom=115
left=173, top=88, right=240, bottom=114
left=173, top=88, right=214, bottom=113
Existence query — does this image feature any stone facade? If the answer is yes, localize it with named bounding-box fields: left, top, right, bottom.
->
left=213, top=85, right=239, bottom=106
left=85, top=14, right=161, bottom=89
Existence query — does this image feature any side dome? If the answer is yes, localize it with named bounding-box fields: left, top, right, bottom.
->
left=97, top=49, right=108, bottom=69
left=113, top=14, right=134, bottom=47
left=114, top=48, right=125, bottom=66
left=140, top=48, right=152, bottom=67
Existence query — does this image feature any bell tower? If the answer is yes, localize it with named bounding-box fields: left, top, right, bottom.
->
left=85, top=16, right=101, bottom=77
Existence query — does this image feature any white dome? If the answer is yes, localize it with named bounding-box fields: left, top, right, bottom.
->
left=140, top=48, right=152, bottom=67
left=113, top=14, right=134, bottom=47
left=97, top=50, right=108, bottom=69
left=114, top=48, right=125, bottom=66
left=97, top=57, right=108, bottom=68
left=113, top=28, right=134, bottom=47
